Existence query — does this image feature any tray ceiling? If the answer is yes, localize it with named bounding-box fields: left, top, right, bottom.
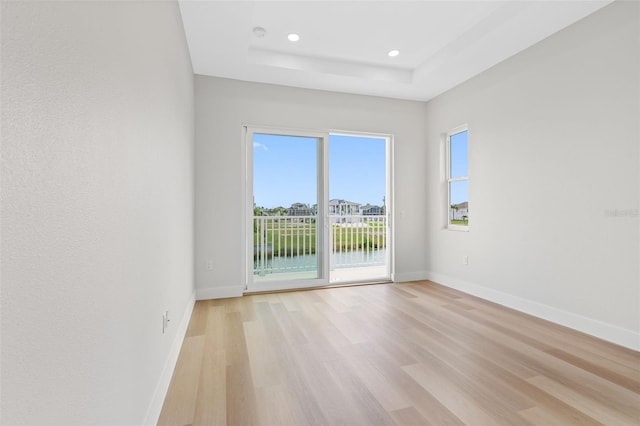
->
left=179, top=1, right=611, bottom=101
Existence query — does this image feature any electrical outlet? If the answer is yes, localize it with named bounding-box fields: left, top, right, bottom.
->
left=206, top=260, right=213, bottom=271
left=463, top=255, right=469, bottom=266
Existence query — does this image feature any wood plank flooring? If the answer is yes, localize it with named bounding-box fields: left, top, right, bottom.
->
left=158, top=281, right=640, bottom=425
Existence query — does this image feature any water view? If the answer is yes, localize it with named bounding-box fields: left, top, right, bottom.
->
left=254, top=248, right=386, bottom=276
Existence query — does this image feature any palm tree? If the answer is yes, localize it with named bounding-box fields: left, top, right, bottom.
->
left=451, top=204, right=459, bottom=221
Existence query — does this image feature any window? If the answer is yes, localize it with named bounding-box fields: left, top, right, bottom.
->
left=447, top=126, right=468, bottom=229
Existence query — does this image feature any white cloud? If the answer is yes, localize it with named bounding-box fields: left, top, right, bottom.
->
left=254, top=141, right=268, bottom=151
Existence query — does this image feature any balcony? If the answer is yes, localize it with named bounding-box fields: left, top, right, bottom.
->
left=253, top=214, right=388, bottom=282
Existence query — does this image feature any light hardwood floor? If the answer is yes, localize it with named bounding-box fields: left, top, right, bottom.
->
left=158, top=281, right=640, bottom=425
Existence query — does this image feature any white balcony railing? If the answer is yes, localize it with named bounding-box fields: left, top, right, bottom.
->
left=253, top=214, right=387, bottom=277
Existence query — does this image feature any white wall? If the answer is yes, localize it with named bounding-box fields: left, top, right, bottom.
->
left=424, top=1, right=639, bottom=349
left=1, top=1, right=195, bottom=424
left=195, top=76, right=428, bottom=298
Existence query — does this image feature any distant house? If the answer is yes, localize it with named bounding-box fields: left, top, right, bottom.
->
left=361, top=204, right=384, bottom=215
left=288, top=202, right=313, bottom=216
left=329, top=199, right=361, bottom=215
left=452, top=201, right=468, bottom=220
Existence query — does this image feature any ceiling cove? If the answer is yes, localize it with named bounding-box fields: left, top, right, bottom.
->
left=179, top=1, right=612, bottom=101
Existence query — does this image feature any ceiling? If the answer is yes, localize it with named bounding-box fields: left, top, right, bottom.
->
left=178, top=0, right=612, bottom=102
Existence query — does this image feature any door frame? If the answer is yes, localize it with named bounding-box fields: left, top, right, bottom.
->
left=328, top=130, right=394, bottom=284
left=241, top=125, right=394, bottom=293
left=243, top=125, right=330, bottom=292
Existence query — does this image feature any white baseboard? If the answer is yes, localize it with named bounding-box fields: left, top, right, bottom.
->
left=143, top=290, right=196, bottom=425
left=196, top=285, right=244, bottom=300
left=425, top=271, right=640, bottom=352
left=393, top=270, right=429, bottom=283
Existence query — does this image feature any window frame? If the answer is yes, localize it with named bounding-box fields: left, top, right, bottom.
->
left=446, top=125, right=469, bottom=231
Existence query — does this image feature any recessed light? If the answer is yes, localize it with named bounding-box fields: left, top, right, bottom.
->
left=388, top=49, right=400, bottom=57
left=253, top=27, right=266, bottom=38
left=288, top=33, right=300, bottom=42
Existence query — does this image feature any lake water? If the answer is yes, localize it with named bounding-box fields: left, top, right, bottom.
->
left=254, top=248, right=386, bottom=275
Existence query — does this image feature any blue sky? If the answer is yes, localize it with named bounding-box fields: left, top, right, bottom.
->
left=450, top=130, right=469, bottom=205
left=253, top=133, right=386, bottom=208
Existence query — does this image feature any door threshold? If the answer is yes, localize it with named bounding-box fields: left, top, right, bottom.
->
left=244, top=280, right=392, bottom=296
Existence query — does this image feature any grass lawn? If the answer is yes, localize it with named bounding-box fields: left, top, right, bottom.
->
left=254, top=226, right=317, bottom=256
left=332, top=225, right=386, bottom=250
left=451, top=219, right=469, bottom=226
left=254, top=221, right=386, bottom=257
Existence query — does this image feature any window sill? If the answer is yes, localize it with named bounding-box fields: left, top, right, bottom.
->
left=446, top=225, right=469, bottom=232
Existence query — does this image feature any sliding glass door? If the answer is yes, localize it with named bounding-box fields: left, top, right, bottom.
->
left=245, top=127, right=391, bottom=292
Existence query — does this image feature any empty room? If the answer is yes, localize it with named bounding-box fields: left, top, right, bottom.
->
left=1, top=0, right=638, bottom=425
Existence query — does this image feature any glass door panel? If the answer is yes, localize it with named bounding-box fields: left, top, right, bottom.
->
left=328, top=134, right=391, bottom=283
left=248, top=131, right=326, bottom=290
